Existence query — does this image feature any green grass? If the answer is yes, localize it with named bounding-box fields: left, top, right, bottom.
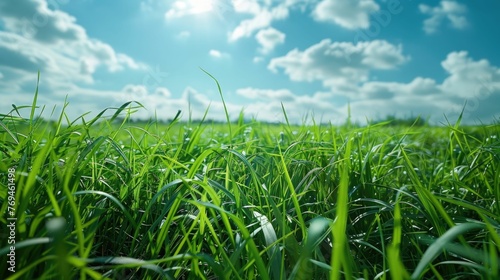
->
left=1, top=76, right=499, bottom=279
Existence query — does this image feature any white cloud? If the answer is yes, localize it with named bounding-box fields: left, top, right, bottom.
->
left=171, top=87, right=242, bottom=121
left=117, top=85, right=173, bottom=107
left=79, top=56, right=99, bottom=76
left=440, top=51, right=500, bottom=98
left=236, top=87, right=296, bottom=101
left=166, top=0, right=214, bottom=19
left=255, top=27, right=286, bottom=54
left=312, top=0, right=379, bottom=29
left=209, top=49, right=230, bottom=59
left=236, top=87, right=342, bottom=123
left=162, top=0, right=301, bottom=45
left=0, top=0, right=155, bottom=122
left=0, top=0, right=240, bottom=124
left=0, top=31, right=91, bottom=84
left=59, top=83, right=339, bottom=125
left=0, top=0, right=145, bottom=84
left=273, top=48, right=500, bottom=124
left=122, top=84, right=149, bottom=99
left=263, top=35, right=499, bottom=124
left=233, top=0, right=261, bottom=14
left=419, top=1, right=468, bottom=34
left=346, top=95, right=455, bottom=124
left=0, top=0, right=86, bottom=43
left=154, top=87, right=172, bottom=98
left=165, top=0, right=236, bottom=21
left=227, top=1, right=326, bottom=43
left=7, top=82, right=237, bottom=123
left=228, top=5, right=288, bottom=42
left=358, top=77, right=442, bottom=100
left=0, top=1, right=497, bottom=126
left=115, top=82, right=343, bottom=125
left=232, top=78, right=447, bottom=125
left=365, top=51, right=500, bottom=124
left=209, top=49, right=222, bottom=58
left=323, top=54, right=499, bottom=124
left=268, top=39, right=409, bottom=90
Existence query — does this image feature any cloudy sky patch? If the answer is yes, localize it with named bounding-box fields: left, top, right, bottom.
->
left=0, top=0, right=498, bottom=125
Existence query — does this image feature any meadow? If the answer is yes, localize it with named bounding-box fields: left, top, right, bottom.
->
left=1, top=77, right=499, bottom=279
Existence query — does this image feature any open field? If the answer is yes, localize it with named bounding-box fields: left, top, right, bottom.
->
left=1, top=87, right=500, bottom=279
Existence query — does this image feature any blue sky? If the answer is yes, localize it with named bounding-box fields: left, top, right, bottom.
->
left=0, top=0, right=499, bottom=124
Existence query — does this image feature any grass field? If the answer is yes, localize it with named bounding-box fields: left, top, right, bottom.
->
left=1, top=78, right=500, bottom=279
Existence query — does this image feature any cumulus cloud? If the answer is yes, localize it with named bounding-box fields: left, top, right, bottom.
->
left=419, top=0, right=468, bottom=34
left=346, top=95, right=455, bottom=124
left=0, top=0, right=157, bottom=123
left=209, top=49, right=230, bottom=59
left=225, top=0, right=316, bottom=42
left=162, top=0, right=299, bottom=53
left=358, top=77, right=442, bottom=100
left=0, top=0, right=86, bottom=43
left=233, top=0, right=262, bottom=14
left=0, top=31, right=94, bottom=84
left=255, top=27, right=286, bottom=54
left=37, top=84, right=236, bottom=123
left=117, top=85, right=173, bottom=108
left=166, top=0, right=213, bottom=19
left=351, top=52, right=500, bottom=124
left=228, top=5, right=288, bottom=42
left=0, top=0, right=238, bottom=124
left=268, top=39, right=409, bottom=91
left=0, top=0, right=145, bottom=84
left=312, top=0, right=379, bottom=29
left=209, top=49, right=222, bottom=58
left=236, top=88, right=342, bottom=123
left=440, top=51, right=500, bottom=98
left=124, top=85, right=342, bottom=125
left=154, top=87, right=172, bottom=98
left=112, top=83, right=342, bottom=124
left=165, top=0, right=238, bottom=20
left=122, top=84, right=149, bottom=99
left=265, top=37, right=499, bottom=124
left=236, top=87, right=296, bottom=101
